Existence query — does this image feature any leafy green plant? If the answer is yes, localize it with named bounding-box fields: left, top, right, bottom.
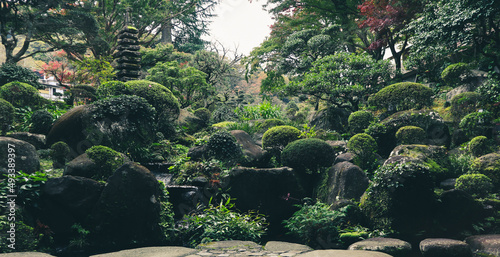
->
left=0, top=63, right=42, bottom=88
left=179, top=198, right=267, bottom=247
left=30, top=109, right=54, bottom=135
left=68, top=223, right=90, bottom=251
left=211, top=105, right=239, bottom=123
left=235, top=101, right=284, bottom=121
left=468, top=136, right=493, bottom=157
left=12, top=107, right=33, bottom=132
left=206, top=131, right=243, bottom=163
left=449, top=153, right=474, bottom=177
left=0, top=98, right=14, bottom=135
left=226, top=121, right=259, bottom=135
left=455, top=174, right=494, bottom=198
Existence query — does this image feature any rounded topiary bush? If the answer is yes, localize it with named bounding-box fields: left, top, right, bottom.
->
left=256, top=118, right=286, bottom=132
left=348, top=110, right=374, bottom=134
left=0, top=98, right=14, bottom=135
left=0, top=63, right=41, bottom=88
left=459, top=111, right=492, bottom=139
left=206, top=130, right=243, bottom=162
left=368, top=82, right=433, bottom=112
left=395, top=126, right=427, bottom=145
left=450, top=92, right=481, bottom=122
left=85, top=95, right=156, bottom=157
left=85, top=145, right=125, bottom=180
left=0, top=81, right=42, bottom=108
left=30, top=110, right=54, bottom=135
left=347, top=133, right=378, bottom=171
left=194, top=107, right=211, bottom=125
left=281, top=138, right=334, bottom=173
left=455, top=173, right=493, bottom=197
left=125, top=80, right=180, bottom=121
left=96, top=81, right=131, bottom=98
left=51, top=141, right=70, bottom=168
left=262, top=125, right=302, bottom=154
left=441, top=62, right=472, bottom=85
left=468, top=136, right=492, bottom=157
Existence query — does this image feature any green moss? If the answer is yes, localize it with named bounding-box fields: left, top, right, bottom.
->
left=86, top=145, right=125, bottom=180
left=455, top=173, right=493, bottom=197
left=395, top=126, right=426, bottom=145
left=450, top=92, right=481, bottom=121
left=368, top=82, right=433, bottom=112
left=212, top=121, right=237, bottom=128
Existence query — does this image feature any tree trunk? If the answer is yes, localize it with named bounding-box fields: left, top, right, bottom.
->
left=160, top=19, right=173, bottom=44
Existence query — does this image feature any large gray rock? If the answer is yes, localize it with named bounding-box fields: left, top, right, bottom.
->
left=390, top=144, right=450, bottom=180
left=472, top=152, right=500, bottom=189
left=348, top=237, right=412, bottom=257
left=223, top=166, right=306, bottom=236
left=264, top=241, right=313, bottom=252
left=230, top=130, right=268, bottom=166
left=197, top=240, right=262, bottom=251
left=40, top=175, right=103, bottom=242
left=436, top=189, right=483, bottom=236
left=176, top=108, right=206, bottom=134
left=91, top=162, right=163, bottom=247
left=322, top=161, right=369, bottom=203
left=1, top=253, right=55, bottom=257
left=419, top=238, right=472, bottom=257
left=46, top=105, right=91, bottom=157
left=166, top=185, right=203, bottom=219
left=0, top=137, right=40, bottom=174
left=90, top=247, right=197, bottom=257
left=335, top=152, right=356, bottom=164
left=465, top=234, right=500, bottom=257
left=298, top=250, right=393, bottom=257
left=6, top=132, right=46, bottom=149
left=63, top=153, right=97, bottom=178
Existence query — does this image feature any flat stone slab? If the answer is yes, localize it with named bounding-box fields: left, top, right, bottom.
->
left=420, top=238, right=472, bottom=257
left=264, top=241, right=312, bottom=252
left=465, top=234, right=500, bottom=257
left=90, top=247, right=198, bottom=257
left=297, top=250, right=393, bottom=257
left=348, top=237, right=412, bottom=257
left=1, top=253, right=55, bottom=257
left=197, top=241, right=263, bottom=251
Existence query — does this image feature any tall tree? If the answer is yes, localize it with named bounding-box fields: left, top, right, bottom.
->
left=358, top=0, right=423, bottom=71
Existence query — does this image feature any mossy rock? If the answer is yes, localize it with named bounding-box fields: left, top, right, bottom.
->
left=85, top=145, right=126, bottom=180
left=366, top=110, right=450, bottom=157
left=468, top=136, right=493, bottom=157
left=46, top=105, right=91, bottom=156
left=455, top=173, right=494, bottom=197
left=212, top=121, right=237, bottom=129
left=450, top=92, right=481, bottom=122
left=389, top=144, right=450, bottom=181
left=459, top=111, right=493, bottom=139
left=472, top=152, right=500, bottom=190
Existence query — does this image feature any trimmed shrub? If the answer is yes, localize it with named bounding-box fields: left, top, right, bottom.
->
left=84, top=95, right=156, bottom=158
left=51, top=141, right=70, bottom=168
left=125, top=80, right=180, bottom=121
left=455, top=173, right=493, bottom=197
left=194, top=107, right=211, bottom=125
left=459, top=111, right=492, bottom=139
left=0, top=63, right=41, bottom=88
left=468, top=136, right=492, bottom=157
left=395, top=126, right=426, bottom=145
left=262, top=125, right=302, bottom=154
left=0, top=81, right=42, bottom=108
left=348, top=111, right=374, bottom=134
left=281, top=138, right=335, bottom=173
left=368, top=82, right=433, bottom=112
left=211, top=105, right=239, bottom=123
left=450, top=92, right=481, bottom=122
left=206, top=130, right=243, bottom=162
left=347, top=133, right=378, bottom=171
left=256, top=118, right=286, bottom=133
left=0, top=98, right=14, bottom=135
left=441, top=62, right=472, bottom=85
left=96, top=80, right=131, bottom=98
left=85, top=145, right=125, bottom=180
left=471, top=152, right=500, bottom=189
left=30, top=110, right=54, bottom=135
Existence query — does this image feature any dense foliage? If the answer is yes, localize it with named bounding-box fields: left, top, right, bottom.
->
left=262, top=125, right=302, bottom=154
left=395, top=126, right=426, bottom=145
left=348, top=110, right=374, bottom=134
left=368, top=82, right=433, bottom=112
left=281, top=138, right=334, bottom=173
left=0, top=98, right=14, bottom=135
left=0, top=82, right=43, bottom=108
left=455, top=174, right=494, bottom=198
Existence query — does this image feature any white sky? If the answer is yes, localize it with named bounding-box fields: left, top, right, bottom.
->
left=204, top=0, right=274, bottom=56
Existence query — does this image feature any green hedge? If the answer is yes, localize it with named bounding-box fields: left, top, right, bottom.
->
left=262, top=125, right=302, bottom=153
left=86, top=145, right=125, bottom=180
left=281, top=138, right=334, bottom=173
left=0, top=81, right=42, bottom=108
left=368, top=82, right=433, bottom=112
left=395, top=126, right=426, bottom=145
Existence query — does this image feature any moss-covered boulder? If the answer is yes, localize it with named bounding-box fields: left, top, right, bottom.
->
left=389, top=145, right=450, bottom=181
left=319, top=161, right=369, bottom=204
left=471, top=152, right=500, bottom=190
left=359, top=161, right=436, bottom=237
left=46, top=105, right=90, bottom=157
left=366, top=110, right=450, bottom=156
left=0, top=137, right=40, bottom=174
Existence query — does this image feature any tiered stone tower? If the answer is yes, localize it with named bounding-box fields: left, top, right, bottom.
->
left=114, top=26, right=141, bottom=81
